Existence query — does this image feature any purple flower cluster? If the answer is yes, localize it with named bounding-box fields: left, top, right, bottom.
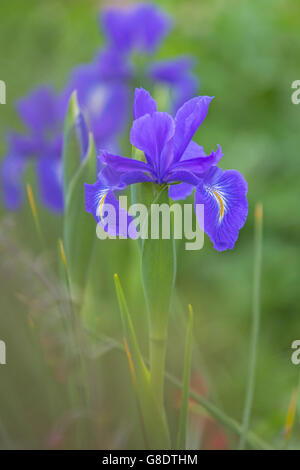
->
left=1, top=3, right=197, bottom=213
left=85, top=89, right=248, bottom=251
left=67, top=4, right=197, bottom=150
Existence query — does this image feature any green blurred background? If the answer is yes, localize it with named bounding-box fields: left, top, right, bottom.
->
left=0, top=0, right=300, bottom=449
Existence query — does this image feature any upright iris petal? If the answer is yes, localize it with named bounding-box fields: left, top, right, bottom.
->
left=130, top=112, right=175, bottom=179
left=133, top=88, right=157, bottom=120
left=173, top=95, right=214, bottom=162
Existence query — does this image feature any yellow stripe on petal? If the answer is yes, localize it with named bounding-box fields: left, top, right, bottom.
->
left=213, top=190, right=225, bottom=222
left=98, top=192, right=107, bottom=218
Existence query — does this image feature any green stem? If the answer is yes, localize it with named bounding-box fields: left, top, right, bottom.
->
left=239, top=203, right=263, bottom=450
left=141, top=185, right=176, bottom=414
left=150, top=336, right=167, bottom=411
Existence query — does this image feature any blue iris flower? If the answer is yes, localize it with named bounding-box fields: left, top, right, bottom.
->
left=1, top=87, right=66, bottom=212
left=85, top=88, right=248, bottom=251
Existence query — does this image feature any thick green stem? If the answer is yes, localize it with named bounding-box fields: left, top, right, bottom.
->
left=141, top=186, right=176, bottom=415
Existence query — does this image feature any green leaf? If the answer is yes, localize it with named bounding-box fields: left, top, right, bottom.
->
left=63, top=132, right=96, bottom=293
left=176, top=304, right=194, bottom=450
left=114, top=273, right=171, bottom=449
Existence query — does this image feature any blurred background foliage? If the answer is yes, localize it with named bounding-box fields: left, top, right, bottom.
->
left=0, top=0, right=300, bottom=449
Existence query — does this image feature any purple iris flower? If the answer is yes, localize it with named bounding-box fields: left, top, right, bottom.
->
left=85, top=88, right=248, bottom=251
left=1, top=86, right=89, bottom=213
left=1, top=86, right=66, bottom=212
left=99, top=3, right=198, bottom=112
left=65, top=3, right=197, bottom=157
left=65, top=49, right=132, bottom=152
left=101, top=3, right=171, bottom=54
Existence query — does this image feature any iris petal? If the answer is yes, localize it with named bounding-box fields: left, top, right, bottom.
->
left=133, top=88, right=157, bottom=120
left=100, top=150, right=154, bottom=175
left=173, top=95, right=213, bottom=162
left=194, top=167, right=248, bottom=251
left=36, top=157, right=64, bottom=213
left=168, top=183, right=194, bottom=201
left=1, top=154, right=27, bottom=210
left=130, top=111, right=174, bottom=175
left=84, top=182, right=137, bottom=238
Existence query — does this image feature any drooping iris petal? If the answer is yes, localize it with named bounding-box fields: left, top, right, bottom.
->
left=133, top=87, right=157, bottom=120
left=36, top=157, right=63, bottom=213
left=173, top=95, right=214, bottom=162
left=97, top=165, right=125, bottom=188
left=194, top=167, right=248, bottom=251
left=85, top=180, right=115, bottom=224
left=130, top=111, right=174, bottom=174
left=100, top=190, right=138, bottom=238
left=168, top=183, right=194, bottom=201
left=84, top=182, right=137, bottom=238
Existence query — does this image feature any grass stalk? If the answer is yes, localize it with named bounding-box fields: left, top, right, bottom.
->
left=176, top=304, right=194, bottom=449
left=239, top=203, right=263, bottom=449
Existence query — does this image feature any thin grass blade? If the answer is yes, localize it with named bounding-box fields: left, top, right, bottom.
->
left=114, top=273, right=170, bottom=449
left=239, top=203, right=263, bottom=449
left=176, top=304, right=194, bottom=449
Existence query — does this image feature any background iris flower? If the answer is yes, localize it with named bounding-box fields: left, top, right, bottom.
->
left=1, top=86, right=66, bottom=212
left=1, top=3, right=197, bottom=214
left=67, top=3, right=198, bottom=150
left=85, top=88, right=248, bottom=251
